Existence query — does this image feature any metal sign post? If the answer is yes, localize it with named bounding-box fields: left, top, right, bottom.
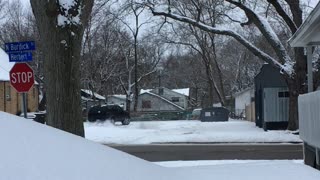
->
left=23, top=93, right=27, bottom=118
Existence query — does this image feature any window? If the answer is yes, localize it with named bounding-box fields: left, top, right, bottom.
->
left=142, top=100, right=151, bottom=108
left=278, top=91, right=289, bottom=98
left=171, top=97, right=180, bottom=102
left=6, top=85, right=11, bottom=101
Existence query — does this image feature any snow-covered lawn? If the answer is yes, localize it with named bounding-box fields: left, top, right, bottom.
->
left=0, top=111, right=319, bottom=180
left=84, top=119, right=301, bottom=144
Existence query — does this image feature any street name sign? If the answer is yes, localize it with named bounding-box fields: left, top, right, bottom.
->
left=5, top=41, right=35, bottom=52
left=5, top=41, right=35, bottom=62
left=8, top=52, right=33, bottom=62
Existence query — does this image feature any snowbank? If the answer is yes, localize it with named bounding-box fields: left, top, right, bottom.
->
left=0, top=111, right=166, bottom=180
left=0, top=112, right=319, bottom=180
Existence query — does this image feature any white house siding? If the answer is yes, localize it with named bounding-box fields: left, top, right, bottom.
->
left=151, top=88, right=188, bottom=109
left=137, top=93, right=184, bottom=112
left=235, top=89, right=254, bottom=116
left=107, top=96, right=126, bottom=110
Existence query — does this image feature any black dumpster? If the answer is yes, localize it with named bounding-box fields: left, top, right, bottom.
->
left=200, top=107, right=229, bottom=122
left=33, top=112, right=46, bottom=124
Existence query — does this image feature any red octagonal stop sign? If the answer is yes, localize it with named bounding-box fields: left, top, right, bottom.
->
left=10, top=63, right=35, bottom=93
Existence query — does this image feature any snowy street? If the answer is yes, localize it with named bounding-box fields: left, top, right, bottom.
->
left=84, top=119, right=301, bottom=145
left=111, top=144, right=303, bottom=161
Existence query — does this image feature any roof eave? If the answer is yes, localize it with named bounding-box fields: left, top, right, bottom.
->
left=289, top=2, right=320, bottom=47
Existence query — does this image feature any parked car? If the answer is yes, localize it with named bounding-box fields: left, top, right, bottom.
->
left=88, top=104, right=130, bottom=125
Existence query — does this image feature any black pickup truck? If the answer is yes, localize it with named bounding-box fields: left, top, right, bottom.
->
left=88, top=104, right=130, bottom=125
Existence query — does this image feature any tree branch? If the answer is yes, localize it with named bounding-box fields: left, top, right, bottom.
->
left=267, top=0, right=297, bottom=33
left=225, top=0, right=292, bottom=67
left=150, top=9, right=289, bottom=75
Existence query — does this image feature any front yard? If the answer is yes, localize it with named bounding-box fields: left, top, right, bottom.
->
left=84, top=119, right=301, bottom=145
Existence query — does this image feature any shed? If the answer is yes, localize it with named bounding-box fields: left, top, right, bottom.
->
left=200, top=107, right=229, bottom=122
left=254, top=64, right=289, bottom=130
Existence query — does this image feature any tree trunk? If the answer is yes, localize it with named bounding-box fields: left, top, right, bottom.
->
left=285, top=47, right=306, bottom=130
left=31, top=0, right=94, bottom=136
left=287, top=87, right=299, bottom=130
left=204, top=61, right=214, bottom=107
left=133, top=35, right=139, bottom=112
left=126, top=97, right=131, bottom=114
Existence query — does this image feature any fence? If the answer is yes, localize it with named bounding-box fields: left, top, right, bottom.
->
left=245, top=102, right=255, bottom=122
left=298, top=91, right=320, bottom=149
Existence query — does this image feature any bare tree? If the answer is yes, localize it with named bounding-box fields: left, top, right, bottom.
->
left=118, top=32, right=163, bottom=114
left=146, top=0, right=315, bottom=130
left=116, top=0, right=155, bottom=112
left=81, top=1, right=124, bottom=98
left=30, top=0, right=94, bottom=136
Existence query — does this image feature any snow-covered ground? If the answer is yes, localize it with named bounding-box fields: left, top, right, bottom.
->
left=0, top=111, right=319, bottom=180
left=84, top=119, right=301, bottom=144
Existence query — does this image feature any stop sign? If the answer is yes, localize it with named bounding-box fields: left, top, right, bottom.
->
left=10, top=63, right=35, bottom=93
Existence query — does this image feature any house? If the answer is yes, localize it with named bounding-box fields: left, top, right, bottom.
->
left=137, top=87, right=190, bottom=112
left=0, top=48, right=39, bottom=115
left=254, top=64, right=289, bottom=130
left=81, top=89, right=106, bottom=110
left=233, top=87, right=254, bottom=120
left=107, top=94, right=126, bottom=110
left=289, top=1, right=320, bottom=170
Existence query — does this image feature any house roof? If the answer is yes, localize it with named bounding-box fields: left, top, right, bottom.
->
left=234, top=87, right=254, bottom=97
left=108, top=94, right=126, bottom=100
left=81, top=89, right=106, bottom=100
left=172, top=88, right=190, bottom=96
left=141, top=92, right=185, bottom=110
left=140, top=89, right=152, bottom=94
left=289, top=2, right=320, bottom=47
left=0, top=48, right=15, bottom=81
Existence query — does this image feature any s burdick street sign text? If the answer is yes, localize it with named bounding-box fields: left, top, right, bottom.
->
left=5, top=41, right=35, bottom=62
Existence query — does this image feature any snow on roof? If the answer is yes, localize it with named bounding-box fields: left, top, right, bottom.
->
left=81, top=89, right=106, bottom=100
left=172, top=88, right=190, bottom=96
left=0, top=48, right=14, bottom=81
left=140, top=89, right=152, bottom=94
left=109, top=94, right=126, bottom=100
left=142, top=92, right=185, bottom=110
left=234, top=87, right=254, bottom=97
